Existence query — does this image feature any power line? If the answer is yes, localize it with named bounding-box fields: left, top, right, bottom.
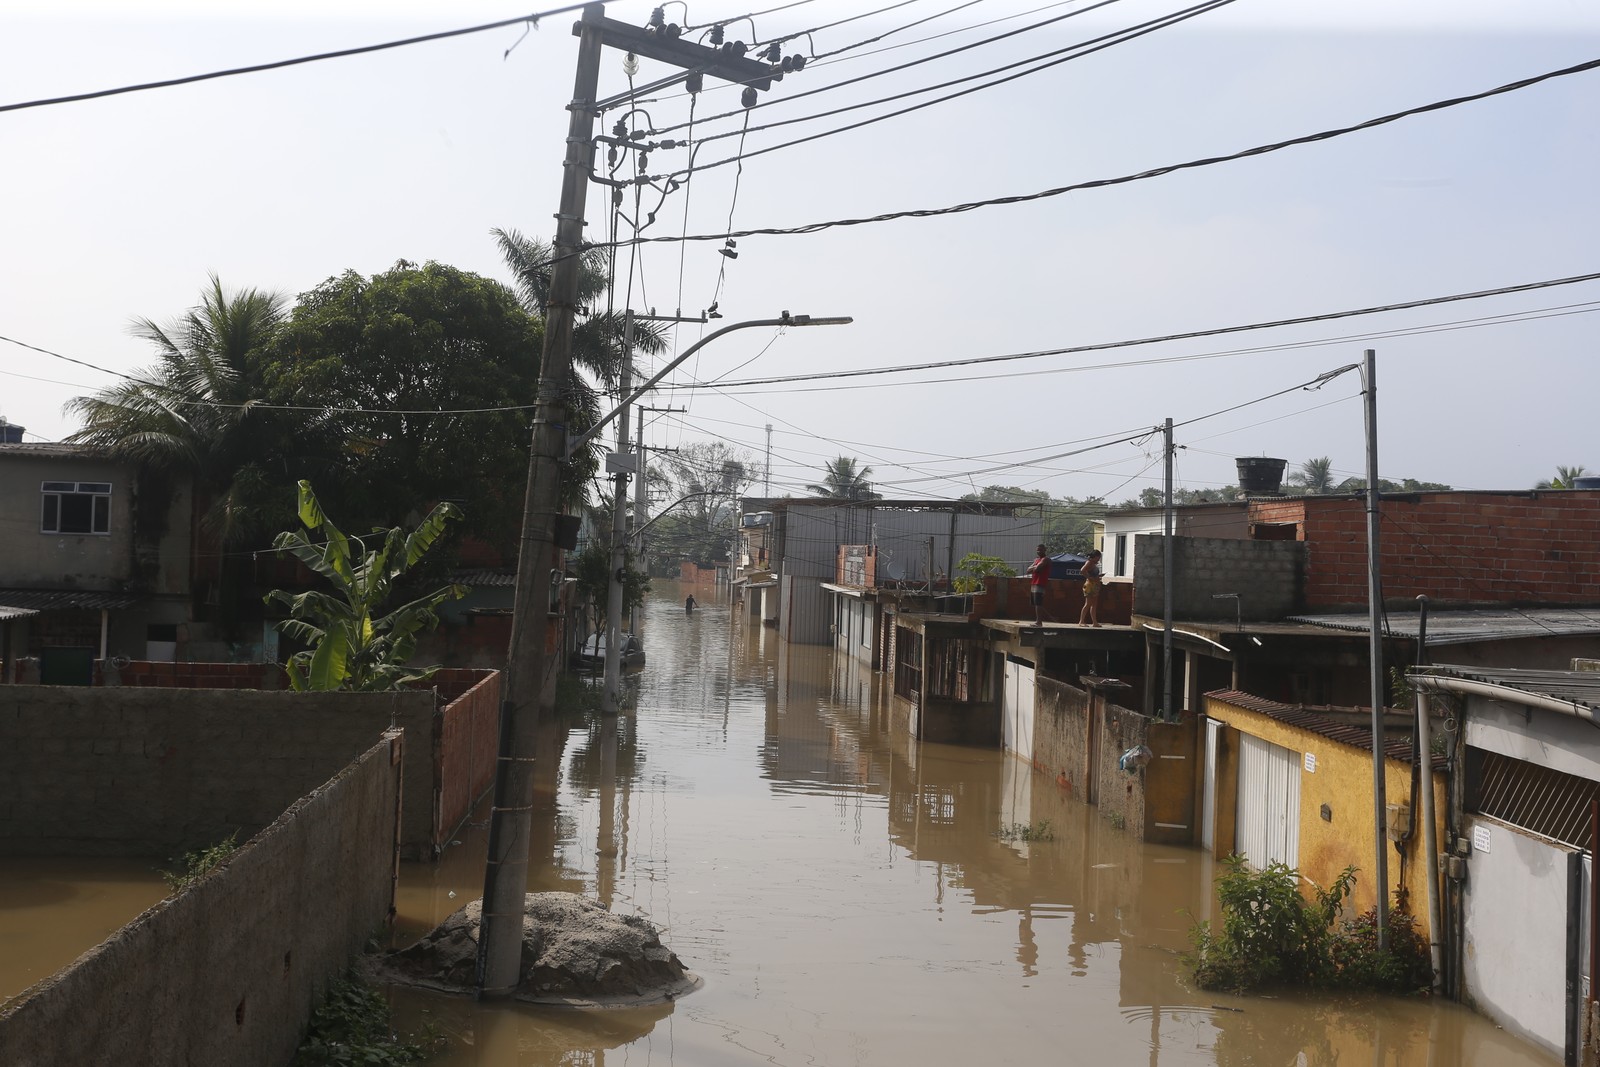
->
left=649, top=0, right=1116, bottom=135
left=656, top=0, right=1232, bottom=173
left=600, top=57, right=1600, bottom=252
left=659, top=272, right=1600, bottom=390
left=0, top=4, right=590, bottom=115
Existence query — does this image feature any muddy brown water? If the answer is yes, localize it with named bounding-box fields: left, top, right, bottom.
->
left=0, top=857, right=169, bottom=1005
left=390, top=585, right=1558, bottom=1067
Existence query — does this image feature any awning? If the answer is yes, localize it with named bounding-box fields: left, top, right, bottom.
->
left=0, top=589, right=138, bottom=612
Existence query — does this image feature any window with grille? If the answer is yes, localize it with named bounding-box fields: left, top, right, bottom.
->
left=41, top=481, right=111, bottom=535
left=1469, top=748, right=1600, bottom=849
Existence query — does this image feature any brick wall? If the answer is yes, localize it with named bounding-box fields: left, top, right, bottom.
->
left=981, top=576, right=1133, bottom=625
left=1132, top=536, right=1305, bottom=619
left=0, top=734, right=402, bottom=1067
left=434, top=670, right=501, bottom=851
left=1290, top=492, right=1600, bottom=609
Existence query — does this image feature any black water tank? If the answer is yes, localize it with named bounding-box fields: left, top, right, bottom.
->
left=1236, top=456, right=1287, bottom=494
left=0, top=420, right=23, bottom=444
left=1573, top=476, right=1600, bottom=490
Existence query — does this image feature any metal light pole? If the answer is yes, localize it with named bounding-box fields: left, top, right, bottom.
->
left=1362, top=348, right=1390, bottom=950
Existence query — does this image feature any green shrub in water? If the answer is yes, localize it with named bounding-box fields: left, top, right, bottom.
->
left=293, top=975, right=441, bottom=1066
left=1186, top=855, right=1430, bottom=994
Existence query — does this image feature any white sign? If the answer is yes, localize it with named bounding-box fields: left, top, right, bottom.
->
left=1473, top=824, right=1492, bottom=854
left=1303, top=752, right=1316, bottom=774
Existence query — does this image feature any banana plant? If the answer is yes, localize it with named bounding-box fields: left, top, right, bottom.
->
left=264, top=480, right=466, bottom=691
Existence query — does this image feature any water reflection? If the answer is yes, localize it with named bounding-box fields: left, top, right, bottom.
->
left=392, top=585, right=1559, bottom=1067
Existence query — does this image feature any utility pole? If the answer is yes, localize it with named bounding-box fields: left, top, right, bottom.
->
left=477, top=6, right=605, bottom=1000
left=1362, top=348, right=1390, bottom=950
left=764, top=423, right=773, bottom=496
left=477, top=4, right=779, bottom=998
left=601, top=310, right=636, bottom=716
left=1162, top=417, right=1175, bottom=722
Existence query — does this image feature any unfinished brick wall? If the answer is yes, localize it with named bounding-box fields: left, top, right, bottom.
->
left=1278, top=492, right=1600, bottom=609
left=1132, top=537, right=1305, bottom=619
left=0, top=735, right=402, bottom=1067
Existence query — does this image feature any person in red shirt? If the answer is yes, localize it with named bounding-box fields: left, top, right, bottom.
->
left=1027, top=543, right=1051, bottom=625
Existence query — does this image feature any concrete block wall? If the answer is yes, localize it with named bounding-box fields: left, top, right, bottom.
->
left=0, top=734, right=403, bottom=1067
left=1132, top=536, right=1305, bottom=619
left=1254, top=492, right=1600, bottom=609
left=0, top=686, right=429, bottom=857
left=1029, top=678, right=1163, bottom=838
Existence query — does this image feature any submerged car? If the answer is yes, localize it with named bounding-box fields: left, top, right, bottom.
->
left=571, top=632, right=645, bottom=672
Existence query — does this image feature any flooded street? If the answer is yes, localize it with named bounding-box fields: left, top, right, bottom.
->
left=392, top=585, right=1558, bottom=1067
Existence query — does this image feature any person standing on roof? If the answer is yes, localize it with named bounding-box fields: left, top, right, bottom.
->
left=1027, top=543, right=1051, bottom=625
left=1078, top=550, right=1104, bottom=627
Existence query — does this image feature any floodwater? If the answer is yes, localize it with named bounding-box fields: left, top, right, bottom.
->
left=390, top=585, right=1560, bottom=1067
left=0, top=857, right=168, bottom=1005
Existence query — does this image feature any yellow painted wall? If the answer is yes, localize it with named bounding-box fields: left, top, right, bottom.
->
left=1205, top=695, right=1447, bottom=940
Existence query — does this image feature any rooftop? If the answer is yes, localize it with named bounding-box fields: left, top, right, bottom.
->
left=1413, top=664, right=1600, bottom=715
left=1207, top=689, right=1443, bottom=768
left=1290, top=607, right=1600, bottom=645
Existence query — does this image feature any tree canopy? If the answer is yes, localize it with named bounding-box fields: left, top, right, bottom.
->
left=806, top=456, right=881, bottom=500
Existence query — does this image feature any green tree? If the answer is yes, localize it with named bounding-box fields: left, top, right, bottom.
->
left=491, top=227, right=668, bottom=504
left=1288, top=456, right=1335, bottom=495
left=647, top=441, right=752, bottom=572
left=265, top=261, right=539, bottom=546
left=66, top=273, right=291, bottom=546
left=805, top=456, right=881, bottom=500
left=264, top=481, right=465, bottom=691
left=1536, top=465, right=1589, bottom=489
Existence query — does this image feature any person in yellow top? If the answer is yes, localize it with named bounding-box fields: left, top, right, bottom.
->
left=1078, top=550, right=1103, bottom=627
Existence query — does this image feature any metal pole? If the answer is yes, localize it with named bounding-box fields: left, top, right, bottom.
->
left=1415, top=597, right=1442, bottom=990
left=634, top=407, right=647, bottom=548
left=1363, top=347, right=1390, bottom=949
left=1162, top=417, right=1174, bottom=722
left=602, top=310, right=634, bottom=715
left=764, top=423, right=773, bottom=497
left=477, top=3, right=605, bottom=998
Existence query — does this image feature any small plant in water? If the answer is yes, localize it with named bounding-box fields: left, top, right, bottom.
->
left=995, top=820, right=1054, bottom=843
left=1185, top=855, right=1431, bottom=994
left=293, top=974, right=442, bottom=1066
left=162, top=832, right=239, bottom=892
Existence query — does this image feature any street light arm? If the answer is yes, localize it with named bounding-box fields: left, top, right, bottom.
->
left=566, top=313, right=851, bottom=458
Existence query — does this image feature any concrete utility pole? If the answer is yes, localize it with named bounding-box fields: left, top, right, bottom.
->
left=1362, top=348, right=1390, bottom=950
left=600, top=310, right=636, bottom=716
left=1162, top=416, right=1175, bottom=722
left=475, top=5, right=796, bottom=998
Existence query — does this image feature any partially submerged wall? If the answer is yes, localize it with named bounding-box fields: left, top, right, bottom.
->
left=0, top=734, right=403, bottom=1067
left=0, top=682, right=487, bottom=857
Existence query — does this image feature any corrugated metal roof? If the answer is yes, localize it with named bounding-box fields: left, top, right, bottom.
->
left=0, top=605, right=40, bottom=621
left=0, top=589, right=138, bottom=611
left=448, top=569, right=517, bottom=588
left=1290, top=607, right=1600, bottom=645
left=1207, top=688, right=1444, bottom=768
left=1416, top=664, right=1600, bottom=713
left=0, top=442, right=105, bottom=459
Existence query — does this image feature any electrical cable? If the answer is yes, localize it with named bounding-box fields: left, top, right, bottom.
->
left=0, top=3, right=590, bottom=114
left=679, top=0, right=1185, bottom=151
left=659, top=272, right=1600, bottom=390
left=649, top=0, right=1119, bottom=135
left=604, top=57, right=1600, bottom=251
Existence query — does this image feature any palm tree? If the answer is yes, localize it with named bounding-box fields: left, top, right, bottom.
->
left=66, top=274, right=289, bottom=545
left=806, top=456, right=881, bottom=500
left=1287, top=456, right=1335, bottom=495
left=492, top=228, right=668, bottom=506
left=1536, top=465, right=1589, bottom=489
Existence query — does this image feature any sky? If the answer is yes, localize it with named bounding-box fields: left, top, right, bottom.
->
left=2, top=0, right=1598, bottom=505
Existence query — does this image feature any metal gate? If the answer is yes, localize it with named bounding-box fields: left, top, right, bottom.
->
left=1001, top=657, right=1035, bottom=762
left=1201, top=718, right=1222, bottom=851
left=1234, top=733, right=1300, bottom=870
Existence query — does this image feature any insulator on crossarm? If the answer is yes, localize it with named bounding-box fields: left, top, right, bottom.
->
left=710, top=25, right=725, bottom=45
left=665, top=23, right=681, bottom=39
left=741, top=86, right=758, bottom=108
left=793, top=55, right=807, bottom=71
left=685, top=73, right=703, bottom=94
left=781, top=55, right=795, bottom=73
left=649, top=7, right=665, bottom=30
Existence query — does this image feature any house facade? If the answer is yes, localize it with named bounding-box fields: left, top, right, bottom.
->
left=0, top=443, right=192, bottom=679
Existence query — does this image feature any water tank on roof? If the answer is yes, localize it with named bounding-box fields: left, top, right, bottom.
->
left=1235, top=456, right=1287, bottom=495
left=1573, top=476, right=1600, bottom=490
left=0, top=420, right=23, bottom=444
